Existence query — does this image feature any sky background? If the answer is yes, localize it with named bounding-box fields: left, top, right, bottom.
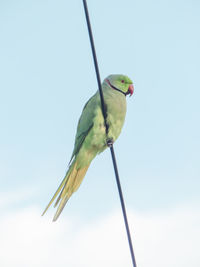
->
left=0, top=0, right=200, bottom=266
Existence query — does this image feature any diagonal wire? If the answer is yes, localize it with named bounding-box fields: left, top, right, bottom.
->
left=81, top=0, right=109, bottom=134
left=82, top=1, right=137, bottom=267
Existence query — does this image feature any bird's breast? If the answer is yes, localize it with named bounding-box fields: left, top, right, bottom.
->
left=104, top=91, right=127, bottom=141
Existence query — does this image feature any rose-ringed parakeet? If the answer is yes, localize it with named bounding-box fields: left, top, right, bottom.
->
left=42, top=74, right=134, bottom=221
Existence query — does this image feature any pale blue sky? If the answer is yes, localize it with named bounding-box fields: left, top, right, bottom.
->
left=0, top=1, right=200, bottom=266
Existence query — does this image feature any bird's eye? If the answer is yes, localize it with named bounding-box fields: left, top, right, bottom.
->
left=121, top=80, right=125, bottom=83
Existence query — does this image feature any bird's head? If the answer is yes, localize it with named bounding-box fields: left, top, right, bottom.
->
left=104, top=74, right=134, bottom=96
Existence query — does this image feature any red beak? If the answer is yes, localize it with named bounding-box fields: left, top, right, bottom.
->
left=128, top=84, right=134, bottom=96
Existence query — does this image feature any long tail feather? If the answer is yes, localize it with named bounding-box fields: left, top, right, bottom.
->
left=53, top=164, right=89, bottom=221
left=42, top=160, right=76, bottom=216
left=53, top=194, right=69, bottom=221
left=42, top=160, right=90, bottom=221
left=42, top=177, right=68, bottom=216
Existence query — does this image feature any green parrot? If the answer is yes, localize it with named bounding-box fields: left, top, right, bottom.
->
left=42, top=74, right=134, bottom=221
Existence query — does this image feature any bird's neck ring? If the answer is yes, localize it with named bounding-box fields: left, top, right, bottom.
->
left=105, top=79, right=127, bottom=96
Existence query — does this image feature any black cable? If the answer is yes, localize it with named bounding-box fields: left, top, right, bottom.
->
left=110, top=146, right=137, bottom=267
left=82, top=1, right=137, bottom=267
left=82, top=0, right=109, bottom=134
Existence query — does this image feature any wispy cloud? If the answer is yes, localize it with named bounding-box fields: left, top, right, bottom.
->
left=0, top=187, right=36, bottom=209
left=0, top=192, right=199, bottom=267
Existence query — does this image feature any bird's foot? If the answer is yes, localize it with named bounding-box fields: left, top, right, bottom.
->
left=106, top=138, right=114, bottom=147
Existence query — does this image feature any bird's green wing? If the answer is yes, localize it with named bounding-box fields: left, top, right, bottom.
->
left=69, top=92, right=99, bottom=164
